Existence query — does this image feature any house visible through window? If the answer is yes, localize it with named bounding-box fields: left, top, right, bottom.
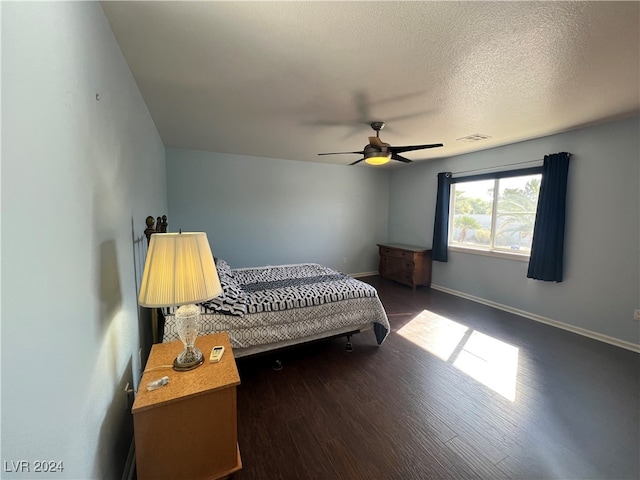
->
left=449, top=170, right=542, bottom=257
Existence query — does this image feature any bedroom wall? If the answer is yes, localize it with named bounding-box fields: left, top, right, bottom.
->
left=2, top=2, right=166, bottom=478
left=388, top=115, right=640, bottom=348
left=166, top=149, right=389, bottom=275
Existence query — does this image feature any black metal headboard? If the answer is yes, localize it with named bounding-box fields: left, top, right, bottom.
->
left=143, top=214, right=168, bottom=343
left=144, top=215, right=168, bottom=246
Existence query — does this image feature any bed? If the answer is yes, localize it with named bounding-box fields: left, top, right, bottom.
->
left=144, top=215, right=390, bottom=358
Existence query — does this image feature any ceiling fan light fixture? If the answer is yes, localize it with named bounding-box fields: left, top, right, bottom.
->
left=365, top=155, right=391, bottom=166
left=363, top=142, right=391, bottom=166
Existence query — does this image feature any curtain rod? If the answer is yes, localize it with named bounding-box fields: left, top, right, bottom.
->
left=447, top=152, right=572, bottom=177
left=450, top=158, right=543, bottom=177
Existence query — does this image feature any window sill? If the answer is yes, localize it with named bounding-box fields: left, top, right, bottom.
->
left=449, top=245, right=530, bottom=262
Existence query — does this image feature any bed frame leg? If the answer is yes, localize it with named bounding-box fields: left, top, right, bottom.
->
left=345, top=335, right=353, bottom=352
left=272, top=359, right=283, bottom=371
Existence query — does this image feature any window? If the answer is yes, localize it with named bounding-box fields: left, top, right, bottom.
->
left=449, top=169, right=542, bottom=258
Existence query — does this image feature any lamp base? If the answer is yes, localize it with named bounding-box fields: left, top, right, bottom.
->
left=173, top=303, right=204, bottom=371
left=173, top=345, right=204, bottom=371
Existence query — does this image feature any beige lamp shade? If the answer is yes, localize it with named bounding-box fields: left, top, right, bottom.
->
left=138, top=232, right=222, bottom=307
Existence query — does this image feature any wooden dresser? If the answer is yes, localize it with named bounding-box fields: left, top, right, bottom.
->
left=377, top=243, right=432, bottom=289
left=133, top=332, right=241, bottom=480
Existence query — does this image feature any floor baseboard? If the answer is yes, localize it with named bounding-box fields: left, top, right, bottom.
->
left=350, top=271, right=378, bottom=278
left=431, top=283, right=640, bottom=353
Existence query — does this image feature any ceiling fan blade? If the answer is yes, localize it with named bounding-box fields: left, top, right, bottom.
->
left=318, top=150, right=364, bottom=156
left=390, top=143, right=444, bottom=153
left=368, top=137, right=384, bottom=150
left=349, top=158, right=365, bottom=166
left=391, top=153, right=412, bottom=163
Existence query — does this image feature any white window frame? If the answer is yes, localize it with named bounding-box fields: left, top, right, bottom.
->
left=448, top=168, right=542, bottom=262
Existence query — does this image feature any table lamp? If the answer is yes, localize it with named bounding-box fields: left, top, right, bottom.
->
left=138, top=232, right=222, bottom=371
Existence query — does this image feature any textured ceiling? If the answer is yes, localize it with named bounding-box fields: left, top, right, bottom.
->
left=102, top=1, right=640, bottom=167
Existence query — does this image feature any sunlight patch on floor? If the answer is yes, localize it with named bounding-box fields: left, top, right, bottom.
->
left=397, top=310, right=469, bottom=361
left=453, top=330, right=519, bottom=401
left=397, top=310, right=519, bottom=401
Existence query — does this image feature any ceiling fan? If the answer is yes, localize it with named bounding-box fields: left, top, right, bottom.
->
left=318, top=121, right=443, bottom=166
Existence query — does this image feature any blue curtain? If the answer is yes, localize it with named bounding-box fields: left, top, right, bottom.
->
left=432, top=172, right=452, bottom=262
left=527, top=152, right=571, bottom=282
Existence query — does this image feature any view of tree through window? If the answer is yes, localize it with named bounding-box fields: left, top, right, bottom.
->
left=449, top=174, right=542, bottom=254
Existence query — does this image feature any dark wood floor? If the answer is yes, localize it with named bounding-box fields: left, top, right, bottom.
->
left=233, top=276, right=640, bottom=480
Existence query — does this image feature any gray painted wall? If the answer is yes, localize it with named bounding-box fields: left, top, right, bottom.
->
left=166, top=149, right=389, bottom=274
left=2, top=3, right=167, bottom=478
left=388, top=116, right=640, bottom=346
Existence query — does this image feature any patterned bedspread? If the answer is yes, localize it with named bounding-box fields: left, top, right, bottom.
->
left=163, top=262, right=390, bottom=350
left=232, top=263, right=378, bottom=313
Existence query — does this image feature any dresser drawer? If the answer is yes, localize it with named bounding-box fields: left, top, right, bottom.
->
left=380, top=256, right=414, bottom=270
left=379, top=246, right=414, bottom=259
left=387, top=271, right=415, bottom=286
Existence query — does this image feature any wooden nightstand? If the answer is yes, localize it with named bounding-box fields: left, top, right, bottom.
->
left=133, top=332, right=241, bottom=480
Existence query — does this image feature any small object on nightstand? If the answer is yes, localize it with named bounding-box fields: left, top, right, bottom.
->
left=209, top=346, right=225, bottom=363
left=146, top=376, right=169, bottom=391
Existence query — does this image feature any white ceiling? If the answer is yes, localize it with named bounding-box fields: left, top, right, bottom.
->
left=101, top=1, right=640, bottom=168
